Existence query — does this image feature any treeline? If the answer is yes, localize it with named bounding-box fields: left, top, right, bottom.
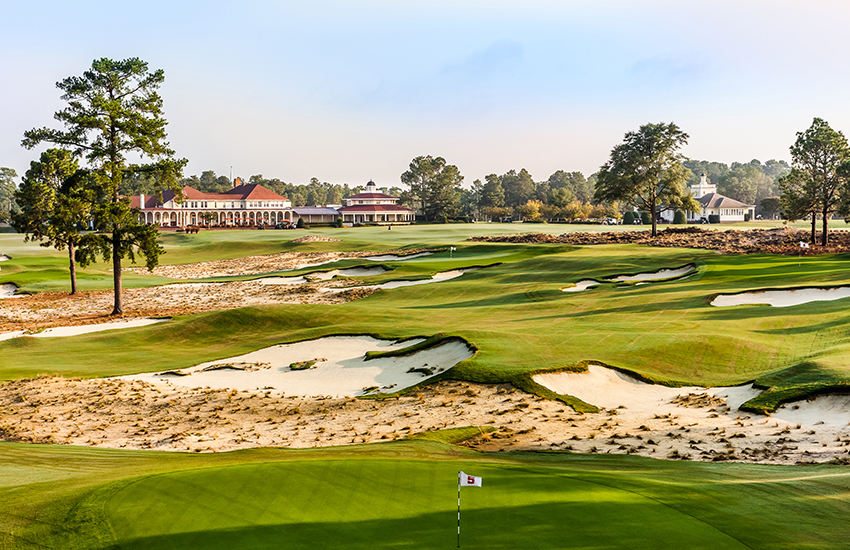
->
left=119, top=170, right=406, bottom=207
left=0, top=168, right=17, bottom=223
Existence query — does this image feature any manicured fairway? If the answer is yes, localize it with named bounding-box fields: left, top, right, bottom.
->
left=3, top=440, right=850, bottom=549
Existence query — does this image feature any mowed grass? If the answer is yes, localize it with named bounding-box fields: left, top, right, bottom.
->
left=3, top=440, right=850, bottom=549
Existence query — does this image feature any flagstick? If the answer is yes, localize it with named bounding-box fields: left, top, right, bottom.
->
left=457, top=473, right=461, bottom=548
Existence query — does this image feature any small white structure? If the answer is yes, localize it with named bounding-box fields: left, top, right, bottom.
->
left=661, top=173, right=755, bottom=223
left=337, top=181, right=415, bottom=224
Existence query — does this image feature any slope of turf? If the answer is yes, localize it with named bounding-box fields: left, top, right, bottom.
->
left=3, top=440, right=850, bottom=549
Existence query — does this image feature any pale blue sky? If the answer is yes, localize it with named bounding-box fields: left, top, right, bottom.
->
left=3, top=1, right=850, bottom=187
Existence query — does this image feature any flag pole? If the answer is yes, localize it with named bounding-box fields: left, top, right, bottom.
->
left=457, top=472, right=461, bottom=548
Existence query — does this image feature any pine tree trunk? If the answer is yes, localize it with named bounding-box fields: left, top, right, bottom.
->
left=822, top=209, right=829, bottom=246
left=811, top=215, right=817, bottom=245
left=68, top=241, right=77, bottom=295
left=650, top=197, right=658, bottom=238
left=111, top=229, right=123, bottom=315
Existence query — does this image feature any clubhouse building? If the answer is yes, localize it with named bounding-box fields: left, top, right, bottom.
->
left=337, top=181, right=415, bottom=224
left=131, top=179, right=412, bottom=227
left=661, top=173, right=756, bottom=223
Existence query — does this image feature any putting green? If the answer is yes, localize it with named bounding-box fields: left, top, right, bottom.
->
left=104, top=460, right=744, bottom=549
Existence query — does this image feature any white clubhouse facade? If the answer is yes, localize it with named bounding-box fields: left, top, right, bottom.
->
left=337, top=181, right=415, bottom=224
left=661, top=174, right=756, bottom=223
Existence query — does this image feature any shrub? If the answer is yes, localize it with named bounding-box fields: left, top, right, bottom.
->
left=296, top=218, right=305, bottom=228
left=334, top=218, right=343, bottom=227
left=673, top=210, right=686, bottom=224
left=623, top=211, right=635, bottom=225
left=744, top=213, right=751, bottom=222
left=640, top=211, right=651, bottom=225
left=708, top=214, right=720, bottom=224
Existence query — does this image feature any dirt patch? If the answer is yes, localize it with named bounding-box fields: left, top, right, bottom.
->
left=125, top=248, right=432, bottom=279
left=0, top=279, right=378, bottom=332
left=469, top=227, right=850, bottom=255
left=289, top=235, right=342, bottom=243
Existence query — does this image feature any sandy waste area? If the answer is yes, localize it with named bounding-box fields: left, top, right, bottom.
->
left=712, top=286, right=850, bottom=308
left=124, top=249, right=434, bottom=279
left=0, top=318, right=168, bottom=342
left=0, top=250, right=437, bottom=331
left=2, top=355, right=849, bottom=463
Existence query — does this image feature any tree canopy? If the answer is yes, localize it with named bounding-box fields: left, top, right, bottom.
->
left=12, top=149, right=90, bottom=293
left=594, top=122, right=698, bottom=237
left=400, top=156, right=463, bottom=221
left=22, top=57, right=186, bottom=314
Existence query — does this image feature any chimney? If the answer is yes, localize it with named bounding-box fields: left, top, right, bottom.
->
left=139, top=193, right=145, bottom=208
left=233, top=177, right=242, bottom=188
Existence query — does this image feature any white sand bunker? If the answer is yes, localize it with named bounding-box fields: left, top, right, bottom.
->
left=712, top=286, right=850, bottom=308
left=562, top=280, right=600, bottom=293
left=0, top=283, right=25, bottom=299
left=259, top=266, right=388, bottom=285
left=323, top=269, right=477, bottom=293
left=298, top=252, right=434, bottom=271
left=608, top=264, right=695, bottom=282
left=0, top=255, right=10, bottom=261
left=121, top=335, right=474, bottom=397
left=0, top=318, right=169, bottom=342
left=534, top=365, right=759, bottom=414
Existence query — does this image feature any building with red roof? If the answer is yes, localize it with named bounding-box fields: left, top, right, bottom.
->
left=132, top=179, right=292, bottom=227
left=337, top=181, right=414, bottom=224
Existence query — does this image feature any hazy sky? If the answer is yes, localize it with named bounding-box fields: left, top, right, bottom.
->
left=3, top=1, right=850, bottom=188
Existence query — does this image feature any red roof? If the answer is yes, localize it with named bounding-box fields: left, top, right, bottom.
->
left=338, top=204, right=414, bottom=213
left=131, top=184, right=289, bottom=208
left=346, top=192, right=398, bottom=201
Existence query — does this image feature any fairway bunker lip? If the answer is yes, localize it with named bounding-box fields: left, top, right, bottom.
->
left=0, top=283, right=26, bottom=299
left=607, top=264, right=696, bottom=283
left=119, top=335, right=474, bottom=398
left=562, top=280, right=600, bottom=293
left=257, top=266, right=389, bottom=285
left=711, top=285, right=850, bottom=308
left=0, top=317, right=169, bottom=342
left=322, top=267, right=484, bottom=294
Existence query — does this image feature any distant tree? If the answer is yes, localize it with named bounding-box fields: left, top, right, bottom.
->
left=11, top=149, right=90, bottom=293
left=516, top=199, right=544, bottom=222
left=0, top=167, right=18, bottom=222
left=501, top=169, right=535, bottom=207
left=401, top=155, right=462, bottom=221
left=594, top=122, right=699, bottom=237
left=482, top=206, right=511, bottom=221
left=547, top=171, right=593, bottom=203
left=760, top=196, right=781, bottom=219
left=785, top=118, right=850, bottom=245
left=623, top=211, right=636, bottom=225
left=22, top=57, right=186, bottom=315
left=779, top=168, right=818, bottom=239
left=548, top=187, right=574, bottom=208
left=673, top=210, right=686, bottom=224
left=480, top=174, right=505, bottom=209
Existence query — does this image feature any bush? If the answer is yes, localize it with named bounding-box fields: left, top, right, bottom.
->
left=673, top=210, right=686, bottom=224
left=334, top=218, right=343, bottom=228
left=708, top=214, right=720, bottom=224
left=296, top=218, right=305, bottom=228
left=623, top=211, right=635, bottom=225
left=744, top=213, right=751, bottom=222
left=640, top=211, right=651, bottom=225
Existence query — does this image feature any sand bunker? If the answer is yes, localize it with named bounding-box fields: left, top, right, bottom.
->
left=562, top=280, right=600, bottom=293
left=121, top=336, right=474, bottom=397
left=259, top=266, right=388, bottom=285
left=324, top=269, right=476, bottom=293
left=365, top=252, right=433, bottom=262
left=608, top=264, right=695, bottom=282
left=712, top=286, right=850, bottom=308
left=0, top=283, right=25, bottom=299
left=0, top=318, right=168, bottom=342
left=0, top=255, right=9, bottom=261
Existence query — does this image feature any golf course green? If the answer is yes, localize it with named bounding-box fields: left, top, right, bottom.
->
left=2, top=222, right=850, bottom=548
